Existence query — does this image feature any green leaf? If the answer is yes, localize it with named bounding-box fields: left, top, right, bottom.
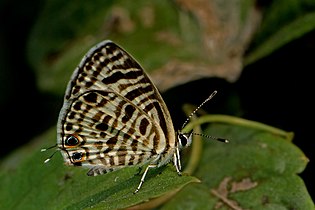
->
left=245, top=12, right=315, bottom=65
left=1, top=116, right=313, bottom=209
left=162, top=116, right=314, bottom=209
left=27, top=0, right=186, bottom=94
left=245, top=0, right=315, bottom=65
left=0, top=129, right=199, bottom=210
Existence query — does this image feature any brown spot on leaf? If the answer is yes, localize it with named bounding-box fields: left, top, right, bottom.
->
left=104, top=7, right=135, bottom=34
left=231, top=177, right=258, bottom=193
left=211, top=177, right=258, bottom=210
left=139, top=5, right=155, bottom=28
left=150, top=0, right=263, bottom=91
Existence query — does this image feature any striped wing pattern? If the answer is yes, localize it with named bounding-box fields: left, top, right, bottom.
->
left=57, top=41, right=176, bottom=176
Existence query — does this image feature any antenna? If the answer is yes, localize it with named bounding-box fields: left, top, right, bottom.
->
left=181, top=90, right=218, bottom=130
left=191, top=132, right=229, bottom=143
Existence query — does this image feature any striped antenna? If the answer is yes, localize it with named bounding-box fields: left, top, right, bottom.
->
left=181, top=90, right=218, bottom=130
left=191, top=132, right=229, bottom=143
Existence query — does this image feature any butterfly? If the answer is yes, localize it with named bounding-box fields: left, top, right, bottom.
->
left=45, top=40, right=227, bottom=193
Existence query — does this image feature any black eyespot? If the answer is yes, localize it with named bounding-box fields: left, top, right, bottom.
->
left=179, top=134, right=187, bottom=147
left=65, top=135, right=79, bottom=146
left=72, top=152, right=82, bottom=161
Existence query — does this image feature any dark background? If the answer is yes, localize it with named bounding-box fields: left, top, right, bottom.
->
left=1, top=0, right=314, bottom=200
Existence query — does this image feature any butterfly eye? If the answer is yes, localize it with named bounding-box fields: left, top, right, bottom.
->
left=177, top=133, right=192, bottom=148
left=179, top=134, right=187, bottom=147
left=65, top=135, right=80, bottom=146
left=72, top=152, right=83, bottom=161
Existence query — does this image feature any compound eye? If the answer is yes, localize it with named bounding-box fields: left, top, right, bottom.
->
left=65, top=135, right=79, bottom=146
left=177, top=132, right=193, bottom=149
left=179, top=133, right=188, bottom=147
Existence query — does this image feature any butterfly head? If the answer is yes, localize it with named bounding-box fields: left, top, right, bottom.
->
left=177, top=131, right=193, bottom=150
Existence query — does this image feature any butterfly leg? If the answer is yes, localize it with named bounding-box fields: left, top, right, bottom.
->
left=134, top=164, right=157, bottom=194
left=173, top=147, right=182, bottom=175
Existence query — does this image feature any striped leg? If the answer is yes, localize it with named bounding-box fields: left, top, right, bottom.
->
left=134, top=164, right=157, bottom=194
left=173, top=147, right=182, bottom=175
